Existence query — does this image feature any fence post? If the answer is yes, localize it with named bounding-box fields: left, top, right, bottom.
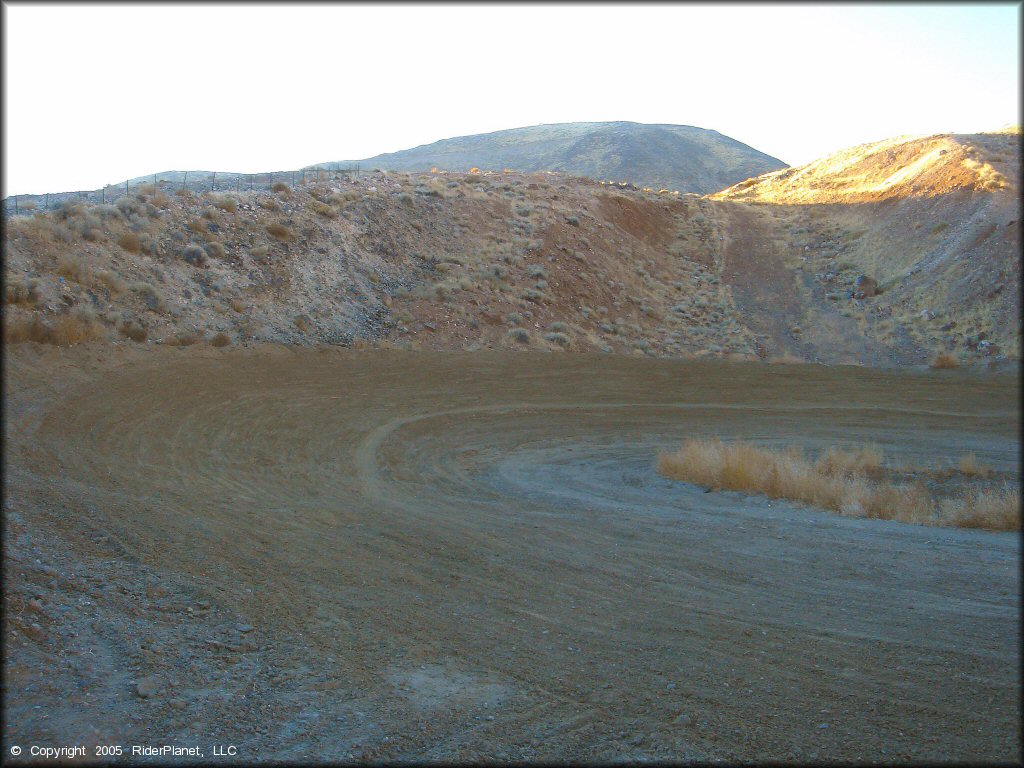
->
left=236, top=174, right=240, bottom=193
left=14, top=195, right=18, bottom=215
left=292, top=171, right=295, bottom=187
left=125, top=179, right=129, bottom=196
left=102, top=186, right=105, bottom=204
left=45, top=193, right=49, bottom=210
left=212, top=171, right=216, bottom=191
left=183, top=172, right=188, bottom=193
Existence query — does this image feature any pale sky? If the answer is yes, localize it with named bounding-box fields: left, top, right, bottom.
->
left=2, top=2, right=1020, bottom=196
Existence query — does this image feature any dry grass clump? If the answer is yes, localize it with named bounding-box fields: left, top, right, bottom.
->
left=210, top=332, right=231, bottom=347
left=657, top=438, right=1020, bottom=531
left=957, top=451, right=993, bottom=477
left=310, top=200, right=337, bottom=219
left=118, top=320, right=148, bottom=343
left=56, top=256, right=93, bottom=285
left=4, top=315, right=51, bottom=344
left=266, top=222, right=293, bottom=241
left=5, top=276, right=41, bottom=305
left=939, top=487, right=1019, bottom=531
left=271, top=182, right=291, bottom=195
left=814, top=444, right=884, bottom=479
left=8, top=307, right=108, bottom=346
left=96, top=270, right=126, bottom=296
left=117, top=232, right=142, bottom=253
left=212, top=194, right=238, bottom=213
left=507, top=327, right=530, bottom=344
left=204, top=241, right=226, bottom=259
left=930, top=352, right=960, bottom=369
left=164, top=331, right=200, bottom=347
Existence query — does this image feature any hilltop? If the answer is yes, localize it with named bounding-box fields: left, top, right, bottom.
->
left=327, top=122, right=787, bottom=195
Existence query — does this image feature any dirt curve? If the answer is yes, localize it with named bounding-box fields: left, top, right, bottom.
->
left=4, top=345, right=1020, bottom=762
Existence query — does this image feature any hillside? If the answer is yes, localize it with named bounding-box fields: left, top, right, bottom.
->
left=3, top=131, right=1019, bottom=368
left=329, top=122, right=788, bottom=195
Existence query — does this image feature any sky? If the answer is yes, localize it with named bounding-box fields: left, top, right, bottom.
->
left=2, top=2, right=1020, bottom=196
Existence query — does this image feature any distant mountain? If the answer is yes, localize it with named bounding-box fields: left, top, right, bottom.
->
left=328, top=122, right=787, bottom=195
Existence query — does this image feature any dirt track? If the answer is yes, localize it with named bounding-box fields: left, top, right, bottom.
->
left=3, top=346, right=1020, bottom=762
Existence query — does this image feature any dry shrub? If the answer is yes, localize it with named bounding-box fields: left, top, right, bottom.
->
left=182, top=245, right=207, bottom=266
left=212, top=194, right=238, bottom=213
left=165, top=331, right=200, bottom=347
left=10, top=216, right=65, bottom=248
left=5, top=276, right=41, bottom=305
left=210, top=332, right=231, bottom=347
left=957, top=451, right=992, bottom=477
left=940, top=487, right=1020, bottom=531
left=49, top=310, right=105, bottom=346
left=266, top=222, right=293, bottom=241
left=229, top=297, right=246, bottom=313
left=118, top=320, right=148, bottom=343
left=310, top=200, right=337, bottom=219
left=175, top=187, right=193, bottom=198
left=249, top=245, right=269, bottom=261
left=3, top=314, right=51, bottom=344
left=117, top=232, right=142, bottom=253
left=151, top=190, right=171, bottom=207
left=258, top=197, right=282, bottom=211
left=56, top=256, right=93, bottom=285
left=204, top=241, right=226, bottom=259
left=271, top=181, right=291, bottom=194
left=657, top=438, right=1019, bottom=531
left=814, top=444, right=884, bottom=479
left=930, top=352, right=960, bottom=369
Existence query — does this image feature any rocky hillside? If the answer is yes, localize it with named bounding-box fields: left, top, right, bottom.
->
left=329, top=122, right=787, bottom=195
left=3, top=131, right=1018, bottom=368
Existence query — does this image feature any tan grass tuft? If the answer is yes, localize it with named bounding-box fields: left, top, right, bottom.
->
left=957, top=451, right=993, bottom=477
left=930, top=352, right=960, bottom=369
left=657, top=438, right=1019, bottom=531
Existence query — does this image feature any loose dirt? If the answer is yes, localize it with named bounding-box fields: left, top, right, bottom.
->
left=4, top=345, right=1020, bottom=762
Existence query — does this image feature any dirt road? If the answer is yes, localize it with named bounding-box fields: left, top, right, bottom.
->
left=4, top=345, right=1020, bottom=762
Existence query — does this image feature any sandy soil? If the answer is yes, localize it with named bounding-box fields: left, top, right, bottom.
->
left=3, top=344, right=1020, bottom=762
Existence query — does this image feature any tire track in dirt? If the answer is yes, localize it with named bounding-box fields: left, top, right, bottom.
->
left=4, top=346, right=1020, bottom=761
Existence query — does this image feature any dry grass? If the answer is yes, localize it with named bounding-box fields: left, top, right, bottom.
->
left=310, top=200, right=337, bottom=219
left=4, top=314, right=51, bottom=344
left=266, top=222, right=293, bottom=241
left=657, top=438, right=1019, bottom=531
left=212, top=194, right=238, bottom=213
left=5, top=309, right=106, bottom=346
left=939, top=487, right=1020, bottom=531
left=56, top=256, right=93, bottom=285
left=5, top=276, right=41, bottom=305
left=930, top=352, right=960, bottom=369
left=957, top=451, right=993, bottom=477
left=210, top=332, right=231, bottom=347
left=117, top=232, right=142, bottom=253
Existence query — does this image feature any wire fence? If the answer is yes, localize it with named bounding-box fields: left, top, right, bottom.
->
left=2, top=164, right=364, bottom=217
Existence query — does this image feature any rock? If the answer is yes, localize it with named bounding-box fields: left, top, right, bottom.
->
left=136, top=676, right=161, bottom=698
left=22, top=622, right=46, bottom=642
left=674, top=713, right=692, bottom=726
left=817, top=722, right=829, bottom=730
left=236, top=624, right=255, bottom=634
left=854, top=275, right=878, bottom=298
left=169, top=698, right=187, bottom=711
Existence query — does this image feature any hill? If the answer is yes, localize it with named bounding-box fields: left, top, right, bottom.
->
left=329, top=122, right=787, bottom=195
left=3, top=131, right=1018, bottom=367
